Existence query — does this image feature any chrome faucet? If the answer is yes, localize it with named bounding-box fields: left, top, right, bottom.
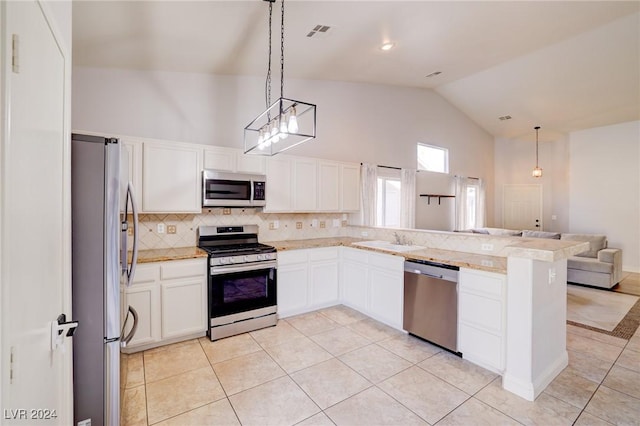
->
left=393, top=232, right=412, bottom=246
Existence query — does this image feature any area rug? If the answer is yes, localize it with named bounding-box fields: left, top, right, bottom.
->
left=567, top=284, right=640, bottom=340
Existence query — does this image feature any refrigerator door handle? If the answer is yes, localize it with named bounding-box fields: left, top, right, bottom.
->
left=125, top=182, right=139, bottom=287
left=120, top=306, right=138, bottom=348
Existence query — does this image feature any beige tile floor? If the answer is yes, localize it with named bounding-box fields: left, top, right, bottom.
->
left=122, top=305, right=640, bottom=425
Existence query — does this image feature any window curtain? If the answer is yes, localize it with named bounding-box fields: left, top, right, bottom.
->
left=360, top=163, right=378, bottom=226
left=400, top=168, right=416, bottom=228
left=454, top=176, right=486, bottom=230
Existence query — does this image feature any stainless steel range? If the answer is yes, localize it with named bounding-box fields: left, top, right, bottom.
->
left=197, top=225, right=277, bottom=341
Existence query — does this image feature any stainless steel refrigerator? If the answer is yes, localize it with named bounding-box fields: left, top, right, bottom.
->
left=71, top=133, right=139, bottom=426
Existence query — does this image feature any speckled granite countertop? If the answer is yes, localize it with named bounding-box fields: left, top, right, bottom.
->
left=135, top=247, right=208, bottom=264
left=265, top=237, right=506, bottom=273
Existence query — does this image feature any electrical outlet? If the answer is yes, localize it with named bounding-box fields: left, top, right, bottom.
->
left=269, top=222, right=275, bottom=230
left=157, top=223, right=165, bottom=234
left=311, top=219, right=318, bottom=228
left=361, top=231, right=368, bottom=237
left=296, top=222, right=302, bottom=229
left=342, top=220, right=348, bottom=227
left=127, top=227, right=133, bottom=236
left=332, top=219, right=340, bottom=228
left=481, top=259, right=494, bottom=267
left=481, top=243, right=493, bottom=251
left=273, top=220, right=279, bottom=229
left=223, top=208, right=231, bottom=215
left=320, top=221, right=326, bottom=228
left=548, top=268, right=557, bottom=284
left=167, top=225, right=176, bottom=234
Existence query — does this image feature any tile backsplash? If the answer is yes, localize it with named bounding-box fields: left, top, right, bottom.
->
left=129, top=208, right=349, bottom=250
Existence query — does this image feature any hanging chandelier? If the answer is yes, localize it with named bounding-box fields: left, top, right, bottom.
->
left=532, top=126, right=543, bottom=178
left=244, top=0, right=316, bottom=156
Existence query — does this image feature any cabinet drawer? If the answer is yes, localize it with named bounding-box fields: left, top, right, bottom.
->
left=309, top=247, right=339, bottom=262
left=160, top=259, right=206, bottom=280
left=459, top=292, right=503, bottom=333
left=368, top=252, right=404, bottom=271
left=459, top=269, right=505, bottom=298
left=341, top=247, right=369, bottom=263
left=278, top=249, right=308, bottom=265
left=131, top=264, right=159, bottom=285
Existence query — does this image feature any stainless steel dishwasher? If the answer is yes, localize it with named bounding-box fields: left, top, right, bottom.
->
left=403, top=260, right=460, bottom=353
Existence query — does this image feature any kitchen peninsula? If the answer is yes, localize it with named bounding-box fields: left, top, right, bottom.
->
left=267, top=229, right=589, bottom=402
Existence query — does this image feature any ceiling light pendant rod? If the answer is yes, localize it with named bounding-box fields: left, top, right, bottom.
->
left=532, top=126, right=543, bottom=178
left=244, top=0, right=317, bottom=156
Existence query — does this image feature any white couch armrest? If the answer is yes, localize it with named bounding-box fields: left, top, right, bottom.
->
left=598, top=248, right=622, bottom=284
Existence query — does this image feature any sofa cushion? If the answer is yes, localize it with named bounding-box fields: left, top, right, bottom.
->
left=522, top=230, right=561, bottom=239
left=485, top=228, right=522, bottom=237
left=567, top=256, right=614, bottom=274
left=561, top=233, right=607, bottom=258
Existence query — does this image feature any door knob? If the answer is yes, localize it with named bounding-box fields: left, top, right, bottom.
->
left=51, top=314, right=79, bottom=352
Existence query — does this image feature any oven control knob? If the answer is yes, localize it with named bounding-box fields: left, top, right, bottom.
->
left=219, top=258, right=229, bottom=265
left=257, top=254, right=264, bottom=261
left=244, top=256, right=250, bottom=262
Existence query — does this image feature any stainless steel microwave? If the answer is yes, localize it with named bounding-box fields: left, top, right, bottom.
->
left=202, top=170, right=266, bottom=208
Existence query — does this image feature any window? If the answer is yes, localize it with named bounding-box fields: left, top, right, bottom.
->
left=464, top=184, right=478, bottom=230
left=376, top=177, right=401, bottom=227
left=417, top=143, right=449, bottom=173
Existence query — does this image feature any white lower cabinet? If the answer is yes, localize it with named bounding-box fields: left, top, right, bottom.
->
left=274, top=246, right=405, bottom=330
left=458, top=267, right=507, bottom=373
left=277, top=247, right=339, bottom=318
left=122, top=258, right=207, bottom=352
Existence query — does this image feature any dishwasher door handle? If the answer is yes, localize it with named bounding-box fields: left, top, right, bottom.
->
left=409, top=269, right=443, bottom=279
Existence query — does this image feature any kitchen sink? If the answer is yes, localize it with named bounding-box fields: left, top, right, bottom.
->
left=352, top=240, right=425, bottom=253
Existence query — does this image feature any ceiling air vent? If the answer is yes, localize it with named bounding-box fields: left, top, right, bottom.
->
left=307, top=25, right=332, bottom=38
left=426, top=71, right=442, bottom=78
left=498, top=115, right=512, bottom=121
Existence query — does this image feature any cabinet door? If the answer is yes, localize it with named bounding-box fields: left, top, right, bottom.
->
left=318, top=161, right=340, bottom=211
left=203, top=146, right=236, bottom=172
left=293, top=158, right=318, bottom=211
left=369, top=268, right=403, bottom=329
left=124, top=284, right=161, bottom=347
left=143, top=143, right=202, bottom=213
left=265, top=156, right=292, bottom=212
left=277, top=264, right=309, bottom=318
left=341, top=260, right=369, bottom=313
left=341, top=164, right=360, bottom=212
left=120, top=139, right=143, bottom=208
left=310, top=261, right=339, bottom=308
left=161, top=277, right=207, bottom=339
left=237, top=153, right=266, bottom=174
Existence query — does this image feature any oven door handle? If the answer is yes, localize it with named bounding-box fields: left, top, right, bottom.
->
left=210, top=261, right=277, bottom=275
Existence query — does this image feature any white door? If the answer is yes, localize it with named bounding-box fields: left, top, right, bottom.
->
left=1, top=1, right=72, bottom=424
left=503, top=184, right=542, bottom=231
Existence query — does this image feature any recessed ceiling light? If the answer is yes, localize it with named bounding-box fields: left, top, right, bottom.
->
left=380, top=42, right=395, bottom=51
left=498, top=115, right=512, bottom=121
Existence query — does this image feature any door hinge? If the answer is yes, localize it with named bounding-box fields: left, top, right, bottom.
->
left=9, top=346, right=15, bottom=384
left=12, top=34, right=20, bottom=73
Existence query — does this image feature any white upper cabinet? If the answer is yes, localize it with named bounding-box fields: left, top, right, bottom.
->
left=143, top=142, right=202, bottom=213
left=204, top=146, right=266, bottom=175
left=265, top=156, right=360, bottom=213
left=318, top=161, right=340, bottom=211
left=120, top=137, right=143, bottom=209
left=265, top=155, right=293, bottom=212
left=203, top=146, right=236, bottom=172
left=293, top=157, right=318, bottom=211
left=340, top=163, right=360, bottom=212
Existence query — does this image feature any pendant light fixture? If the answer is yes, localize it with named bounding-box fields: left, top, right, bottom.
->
left=244, top=0, right=316, bottom=156
left=532, top=126, right=543, bottom=178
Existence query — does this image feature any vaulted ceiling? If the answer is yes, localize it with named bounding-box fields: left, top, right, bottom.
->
left=72, top=1, right=640, bottom=141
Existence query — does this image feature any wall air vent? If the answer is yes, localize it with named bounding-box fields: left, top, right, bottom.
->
left=498, top=115, right=512, bottom=121
left=306, top=24, right=332, bottom=38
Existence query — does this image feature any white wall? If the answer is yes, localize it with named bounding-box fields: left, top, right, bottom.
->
left=494, top=134, right=570, bottom=232
left=72, top=67, right=495, bottom=230
left=569, top=121, right=640, bottom=272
